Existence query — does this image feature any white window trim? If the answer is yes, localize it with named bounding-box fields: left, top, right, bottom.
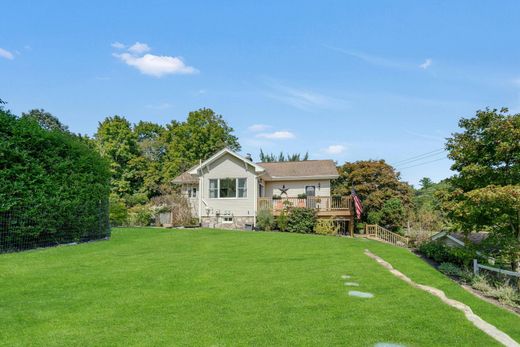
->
left=222, top=216, right=234, bottom=224
left=208, top=178, right=248, bottom=199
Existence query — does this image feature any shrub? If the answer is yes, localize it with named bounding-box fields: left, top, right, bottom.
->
left=276, top=210, right=288, bottom=232
left=297, top=193, right=307, bottom=199
left=257, top=209, right=275, bottom=231
left=438, top=262, right=463, bottom=277
left=109, top=194, right=128, bottom=226
left=0, top=109, right=110, bottom=251
left=286, top=208, right=316, bottom=233
left=471, top=275, right=494, bottom=293
left=418, top=241, right=478, bottom=267
left=314, top=219, right=339, bottom=235
left=128, top=205, right=153, bottom=226
left=418, top=241, right=451, bottom=262
left=491, top=285, right=520, bottom=307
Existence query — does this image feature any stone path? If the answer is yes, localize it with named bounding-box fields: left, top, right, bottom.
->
left=364, top=249, right=519, bottom=347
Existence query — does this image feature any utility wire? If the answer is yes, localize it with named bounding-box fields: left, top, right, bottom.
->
left=394, top=152, right=446, bottom=167
left=392, top=148, right=445, bottom=166
left=397, top=157, right=448, bottom=170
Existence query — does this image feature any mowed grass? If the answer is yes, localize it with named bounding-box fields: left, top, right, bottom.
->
left=1, top=228, right=519, bottom=346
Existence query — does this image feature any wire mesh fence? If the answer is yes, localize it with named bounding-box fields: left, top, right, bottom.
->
left=0, top=201, right=110, bottom=254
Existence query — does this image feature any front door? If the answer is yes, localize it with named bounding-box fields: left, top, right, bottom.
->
left=305, top=186, right=316, bottom=208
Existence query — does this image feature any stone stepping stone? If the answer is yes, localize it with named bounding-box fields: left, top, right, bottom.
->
left=341, top=275, right=351, bottom=279
left=344, top=282, right=359, bottom=286
left=348, top=291, right=374, bottom=298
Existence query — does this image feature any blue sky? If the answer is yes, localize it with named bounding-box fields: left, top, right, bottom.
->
left=2, top=1, right=520, bottom=186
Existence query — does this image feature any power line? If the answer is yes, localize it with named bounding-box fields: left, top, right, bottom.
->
left=394, top=152, right=446, bottom=167
left=397, top=157, right=448, bottom=170
left=392, top=148, right=445, bottom=166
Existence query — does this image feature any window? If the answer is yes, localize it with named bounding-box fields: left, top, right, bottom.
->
left=222, top=216, right=233, bottom=223
left=238, top=178, right=247, bottom=198
left=209, top=178, right=247, bottom=198
left=188, top=187, right=197, bottom=198
left=209, top=179, right=218, bottom=198
left=219, top=178, right=236, bottom=198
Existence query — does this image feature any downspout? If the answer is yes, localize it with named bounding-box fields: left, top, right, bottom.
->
left=253, top=175, right=258, bottom=227
left=198, top=159, right=202, bottom=225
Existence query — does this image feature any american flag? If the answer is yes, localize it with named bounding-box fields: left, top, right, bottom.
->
left=351, top=187, right=363, bottom=220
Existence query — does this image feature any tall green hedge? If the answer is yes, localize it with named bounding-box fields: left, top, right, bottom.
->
left=0, top=109, right=111, bottom=251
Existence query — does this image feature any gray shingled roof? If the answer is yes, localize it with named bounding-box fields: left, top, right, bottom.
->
left=173, top=159, right=339, bottom=184
left=172, top=168, right=198, bottom=184
left=257, top=160, right=339, bottom=178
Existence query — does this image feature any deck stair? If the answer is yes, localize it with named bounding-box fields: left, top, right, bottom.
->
left=365, top=224, right=409, bottom=248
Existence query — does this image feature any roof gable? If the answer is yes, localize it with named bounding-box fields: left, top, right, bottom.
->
left=188, top=148, right=265, bottom=175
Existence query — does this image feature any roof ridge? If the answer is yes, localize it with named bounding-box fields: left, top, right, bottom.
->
left=256, top=159, right=334, bottom=164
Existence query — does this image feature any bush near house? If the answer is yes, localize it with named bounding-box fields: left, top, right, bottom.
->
left=314, top=219, right=340, bottom=235
left=286, top=207, right=316, bottom=233
left=257, top=209, right=275, bottom=231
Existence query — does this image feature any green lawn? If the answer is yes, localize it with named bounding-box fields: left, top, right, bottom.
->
left=1, top=228, right=519, bottom=346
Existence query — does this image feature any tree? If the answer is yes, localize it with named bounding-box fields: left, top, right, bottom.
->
left=332, top=160, right=413, bottom=229
left=94, top=116, right=140, bottom=197
left=21, top=109, right=69, bottom=132
left=259, top=149, right=309, bottom=162
left=367, top=198, right=406, bottom=232
left=440, top=108, right=520, bottom=271
left=161, top=108, right=240, bottom=180
left=133, top=121, right=165, bottom=197
left=408, top=178, right=449, bottom=233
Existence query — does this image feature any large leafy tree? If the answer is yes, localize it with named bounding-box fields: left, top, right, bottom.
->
left=95, top=116, right=141, bottom=197
left=133, top=121, right=165, bottom=197
left=161, top=108, right=240, bottom=180
left=333, top=160, right=413, bottom=231
left=440, top=108, right=520, bottom=270
left=21, top=109, right=69, bottom=133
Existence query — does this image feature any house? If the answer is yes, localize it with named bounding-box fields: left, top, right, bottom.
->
left=173, top=148, right=354, bottom=234
left=431, top=231, right=489, bottom=248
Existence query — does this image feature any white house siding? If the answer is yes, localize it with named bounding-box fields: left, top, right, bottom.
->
left=264, top=179, right=331, bottom=197
left=200, top=152, right=257, bottom=228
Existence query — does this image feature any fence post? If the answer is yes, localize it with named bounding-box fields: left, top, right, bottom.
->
left=473, top=259, right=479, bottom=276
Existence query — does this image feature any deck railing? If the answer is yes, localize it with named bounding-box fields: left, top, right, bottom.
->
left=258, top=196, right=351, bottom=212
left=365, top=224, right=409, bottom=247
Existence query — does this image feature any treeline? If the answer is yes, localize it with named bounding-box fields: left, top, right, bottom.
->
left=93, top=108, right=241, bottom=225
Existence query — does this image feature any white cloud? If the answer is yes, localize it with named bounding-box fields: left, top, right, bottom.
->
left=128, top=42, right=150, bottom=54
left=256, top=131, right=295, bottom=140
left=324, top=144, right=346, bottom=155
left=248, top=124, right=271, bottom=132
left=0, top=48, right=14, bottom=60
left=111, top=42, right=126, bottom=49
left=112, top=41, right=198, bottom=77
left=420, top=58, right=432, bottom=69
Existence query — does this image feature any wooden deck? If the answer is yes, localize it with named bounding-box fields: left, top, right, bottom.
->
left=257, top=196, right=353, bottom=217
